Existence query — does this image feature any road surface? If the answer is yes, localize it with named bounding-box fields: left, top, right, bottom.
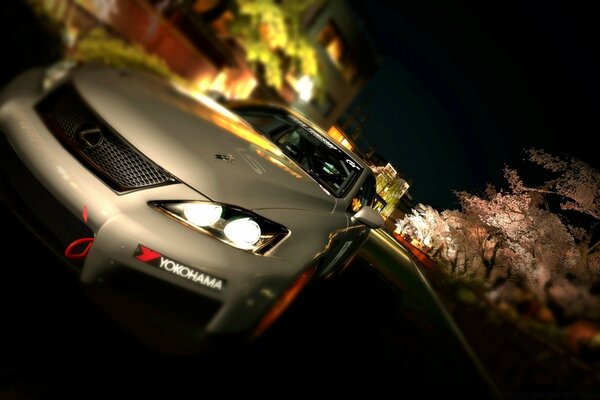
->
left=0, top=206, right=493, bottom=398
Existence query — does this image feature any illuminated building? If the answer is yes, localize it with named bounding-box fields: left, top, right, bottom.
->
left=39, top=0, right=378, bottom=127
left=372, top=163, right=410, bottom=218
left=324, top=122, right=411, bottom=221
left=38, top=0, right=403, bottom=217
left=289, top=1, right=380, bottom=127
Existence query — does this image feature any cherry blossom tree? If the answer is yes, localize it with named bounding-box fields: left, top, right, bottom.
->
left=526, top=149, right=600, bottom=221
left=397, top=202, right=502, bottom=279
left=526, top=149, right=600, bottom=280
left=396, top=149, right=600, bottom=319
left=396, top=203, right=448, bottom=253
left=455, top=180, right=532, bottom=281
left=441, top=209, right=492, bottom=277
left=455, top=168, right=578, bottom=295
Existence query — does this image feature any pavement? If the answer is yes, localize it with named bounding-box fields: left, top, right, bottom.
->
left=0, top=204, right=496, bottom=398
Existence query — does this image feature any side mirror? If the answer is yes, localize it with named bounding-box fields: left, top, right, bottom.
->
left=353, top=206, right=384, bottom=229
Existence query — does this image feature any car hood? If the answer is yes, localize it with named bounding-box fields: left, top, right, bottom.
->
left=71, top=67, right=336, bottom=212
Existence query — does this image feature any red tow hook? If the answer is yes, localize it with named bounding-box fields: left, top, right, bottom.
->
left=65, top=237, right=95, bottom=260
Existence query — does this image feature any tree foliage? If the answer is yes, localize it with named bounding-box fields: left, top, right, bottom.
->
left=397, top=204, right=447, bottom=251
left=229, top=0, right=320, bottom=91
left=525, top=149, right=600, bottom=280
left=526, top=149, right=600, bottom=221
left=396, top=150, right=600, bottom=322
left=72, top=28, right=176, bottom=80
left=24, top=2, right=178, bottom=82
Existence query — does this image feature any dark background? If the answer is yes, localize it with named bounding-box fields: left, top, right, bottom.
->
left=0, top=3, right=491, bottom=396
left=3, top=1, right=598, bottom=210
left=349, top=0, right=599, bottom=209
left=0, top=1, right=598, bottom=396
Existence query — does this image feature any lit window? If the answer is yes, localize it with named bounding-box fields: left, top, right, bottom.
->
left=319, top=21, right=358, bottom=82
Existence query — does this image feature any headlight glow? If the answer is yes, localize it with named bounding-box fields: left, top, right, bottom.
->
left=183, top=203, right=222, bottom=226
left=224, top=218, right=261, bottom=249
left=149, top=201, right=288, bottom=254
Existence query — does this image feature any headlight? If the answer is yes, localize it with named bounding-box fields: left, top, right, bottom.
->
left=149, top=201, right=288, bottom=254
left=183, top=203, right=222, bottom=226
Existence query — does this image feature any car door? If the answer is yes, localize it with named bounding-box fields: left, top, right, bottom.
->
left=319, top=173, right=377, bottom=278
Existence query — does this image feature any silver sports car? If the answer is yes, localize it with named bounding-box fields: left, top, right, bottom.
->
left=0, top=63, right=383, bottom=354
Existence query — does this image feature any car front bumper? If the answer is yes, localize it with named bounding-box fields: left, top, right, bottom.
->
left=0, top=69, right=309, bottom=354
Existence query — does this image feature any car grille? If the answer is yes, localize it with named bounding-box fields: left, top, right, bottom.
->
left=0, top=133, right=94, bottom=254
left=36, top=85, right=178, bottom=192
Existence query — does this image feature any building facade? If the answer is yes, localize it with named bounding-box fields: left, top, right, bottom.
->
left=38, top=0, right=412, bottom=220
left=40, top=0, right=379, bottom=128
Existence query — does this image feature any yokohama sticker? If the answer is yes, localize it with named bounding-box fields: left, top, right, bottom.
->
left=133, top=244, right=225, bottom=291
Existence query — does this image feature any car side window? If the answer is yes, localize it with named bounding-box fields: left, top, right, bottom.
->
left=350, top=174, right=376, bottom=213
left=275, top=129, right=310, bottom=169
left=233, top=108, right=363, bottom=197
left=274, top=128, right=349, bottom=189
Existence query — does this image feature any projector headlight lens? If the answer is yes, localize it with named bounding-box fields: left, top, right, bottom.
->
left=150, top=201, right=288, bottom=254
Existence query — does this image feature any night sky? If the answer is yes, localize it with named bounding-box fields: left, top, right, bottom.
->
left=348, top=1, right=599, bottom=210
left=1, top=1, right=597, bottom=211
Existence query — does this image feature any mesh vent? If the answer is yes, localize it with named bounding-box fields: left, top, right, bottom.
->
left=0, top=134, right=94, bottom=253
left=36, top=85, right=178, bottom=192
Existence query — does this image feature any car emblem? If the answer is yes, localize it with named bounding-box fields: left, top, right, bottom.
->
left=214, top=153, right=234, bottom=162
left=76, top=124, right=104, bottom=149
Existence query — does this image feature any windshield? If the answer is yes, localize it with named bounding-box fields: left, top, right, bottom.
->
left=233, top=109, right=363, bottom=197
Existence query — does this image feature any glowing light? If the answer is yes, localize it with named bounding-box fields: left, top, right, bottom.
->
left=253, top=266, right=316, bottom=338
left=183, top=203, right=222, bottom=226
left=193, top=68, right=257, bottom=100
left=64, top=23, right=80, bottom=48
left=326, top=39, right=343, bottom=63
left=224, top=218, right=261, bottom=248
left=295, top=75, right=314, bottom=102
left=232, top=76, right=257, bottom=99
left=194, top=74, right=213, bottom=93
left=351, top=198, right=362, bottom=212
left=210, top=70, right=228, bottom=94
left=327, top=125, right=354, bottom=151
